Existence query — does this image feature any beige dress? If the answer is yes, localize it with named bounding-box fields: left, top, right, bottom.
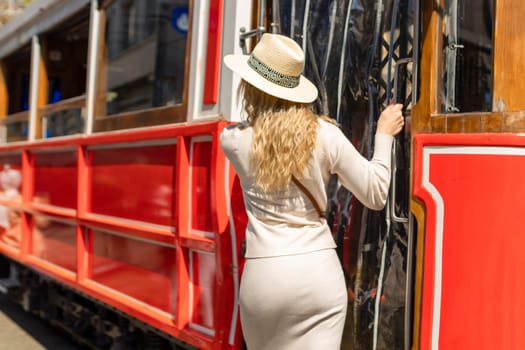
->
left=220, top=119, right=393, bottom=350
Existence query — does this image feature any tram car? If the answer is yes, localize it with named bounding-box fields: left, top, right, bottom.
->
left=0, top=0, right=522, bottom=349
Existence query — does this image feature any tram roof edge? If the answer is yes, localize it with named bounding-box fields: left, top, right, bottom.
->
left=0, top=0, right=90, bottom=60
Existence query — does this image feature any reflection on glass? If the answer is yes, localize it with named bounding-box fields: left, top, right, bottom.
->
left=105, top=0, right=189, bottom=115
left=5, top=119, right=29, bottom=143
left=442, top=0, right=494, bottom=113
left=190, top=250, right=215, bottom=332
left=32, top=216, right=77, bottom=272
left=0, top=166, right=22, bottom=248
left=43, top=108, right=84, bottom=138
left=91, top=230, right=174, bottom=313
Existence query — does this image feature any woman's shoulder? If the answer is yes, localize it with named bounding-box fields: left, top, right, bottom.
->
left=221, top=121, right=250, bottom=137
left=220, top=121, right=252, bottom=153
left=317, top=117, right=344, bottom=140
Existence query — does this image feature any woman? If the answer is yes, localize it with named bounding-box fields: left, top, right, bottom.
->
left=221, top=33, right=404, bottom=350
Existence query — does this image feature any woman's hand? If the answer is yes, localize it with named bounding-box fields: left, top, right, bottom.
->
left=377, top=103, right=405, bottom=136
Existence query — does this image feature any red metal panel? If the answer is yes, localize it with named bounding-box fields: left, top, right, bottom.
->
left=191, top=140, right=212, bottom=233
left=32, top=217, right=77, bottom=273
left=90, top=229, right=176, bottom=314
left=0, top=121, right=243, bottom=350
left=89, top=144, right=176, bottom=227
left=413, top=133, right=525, bottom=350
left=33, top=150, right=77, bottom=209
left=203, top=0, right=224, bottom=105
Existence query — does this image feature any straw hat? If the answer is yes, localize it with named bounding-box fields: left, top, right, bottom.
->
left=224, top=33, right=318, bottom=103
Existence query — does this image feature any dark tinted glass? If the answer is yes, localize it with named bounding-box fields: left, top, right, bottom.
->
left=442, top=0, right=494, bottom=113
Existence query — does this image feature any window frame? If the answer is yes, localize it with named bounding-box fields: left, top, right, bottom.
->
left=93, top=0, right=194, bottom=132
left=437, top=0, right=495, bottom=115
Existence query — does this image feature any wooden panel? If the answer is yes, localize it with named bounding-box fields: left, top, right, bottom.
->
left=462, top=116, right=482, bottom=133
left=410, top=198, right=426, bottom=350
left=428, top=112, right=525, bottom=134
left=94, top=9, right=108, bottom=120
left=93, top=105, right=187, bottom=132
left=445, top=116, right=462, bottom=133
left=481, top=113, right=503, bottom=132
left=430, top=116, right=446, bottom=133
left=0, top=63, right=7, bottom=118
left=493, top=0, right=525, bottom=112
left=411, top=0, right=439, bottom=133
left=503, top=111, right=525, bottom=132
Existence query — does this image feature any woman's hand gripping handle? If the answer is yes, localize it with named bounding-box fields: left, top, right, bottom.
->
left=377, top=103, right=405, bottom=136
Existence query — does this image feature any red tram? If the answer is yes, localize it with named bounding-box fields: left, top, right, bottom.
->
left=0, top=0, right=524, bottom=349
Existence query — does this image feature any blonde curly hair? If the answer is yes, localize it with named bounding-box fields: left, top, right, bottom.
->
left=239, top=80, right=335, bottom=192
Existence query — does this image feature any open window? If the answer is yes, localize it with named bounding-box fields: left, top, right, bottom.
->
left=95, top=0, right=191, bottom=132
left=1, top=45, right=31, bottom=142
left=37, top=5, right=91, bottom=139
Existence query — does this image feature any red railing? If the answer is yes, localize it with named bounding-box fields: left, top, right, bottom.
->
left=0, top=120, right=246, bottom=350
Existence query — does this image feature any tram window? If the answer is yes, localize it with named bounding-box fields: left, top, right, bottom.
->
left=2, top=45, right=31, bottom=142
left=4, top=46, right=31, bottom=115
left=441, top=0, right=494, bottom=113
left=38, top=7, right=90, bottom=139
left=100, top=0, right=189, bottom=126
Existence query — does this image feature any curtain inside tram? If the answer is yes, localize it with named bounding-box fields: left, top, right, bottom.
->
left=275, top=1, right=416, bottom=349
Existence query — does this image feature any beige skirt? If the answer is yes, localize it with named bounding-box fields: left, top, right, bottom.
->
left=240, top=248, right=347, bottom=350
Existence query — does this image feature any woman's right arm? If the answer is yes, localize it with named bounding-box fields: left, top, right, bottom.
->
left=323, top=104, right=404, bottom=210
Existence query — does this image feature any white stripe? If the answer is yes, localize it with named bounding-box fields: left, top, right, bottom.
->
left=426, top=145, right=525, bottom=156
left=422, top=147, right=444, bottom=350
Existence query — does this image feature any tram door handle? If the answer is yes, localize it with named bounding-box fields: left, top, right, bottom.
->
left=390, top=58, right=412, bottom=224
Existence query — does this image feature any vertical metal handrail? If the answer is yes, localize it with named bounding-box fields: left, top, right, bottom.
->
left=389, top=58, right=412, bottom=224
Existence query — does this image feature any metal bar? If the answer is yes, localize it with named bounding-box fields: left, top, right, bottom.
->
left=301, top=0, right=310, bottom=53
left=390, top=58, right=411, bottom=224
left=271, top=0, right=281, bottom=33
left=258, top=0, right=266, bottom=40
left=445, top=0, right=460, bottom=112
left=28, top=35, right=40, bottom=142
left=85, top=0, right=101, bottom=135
